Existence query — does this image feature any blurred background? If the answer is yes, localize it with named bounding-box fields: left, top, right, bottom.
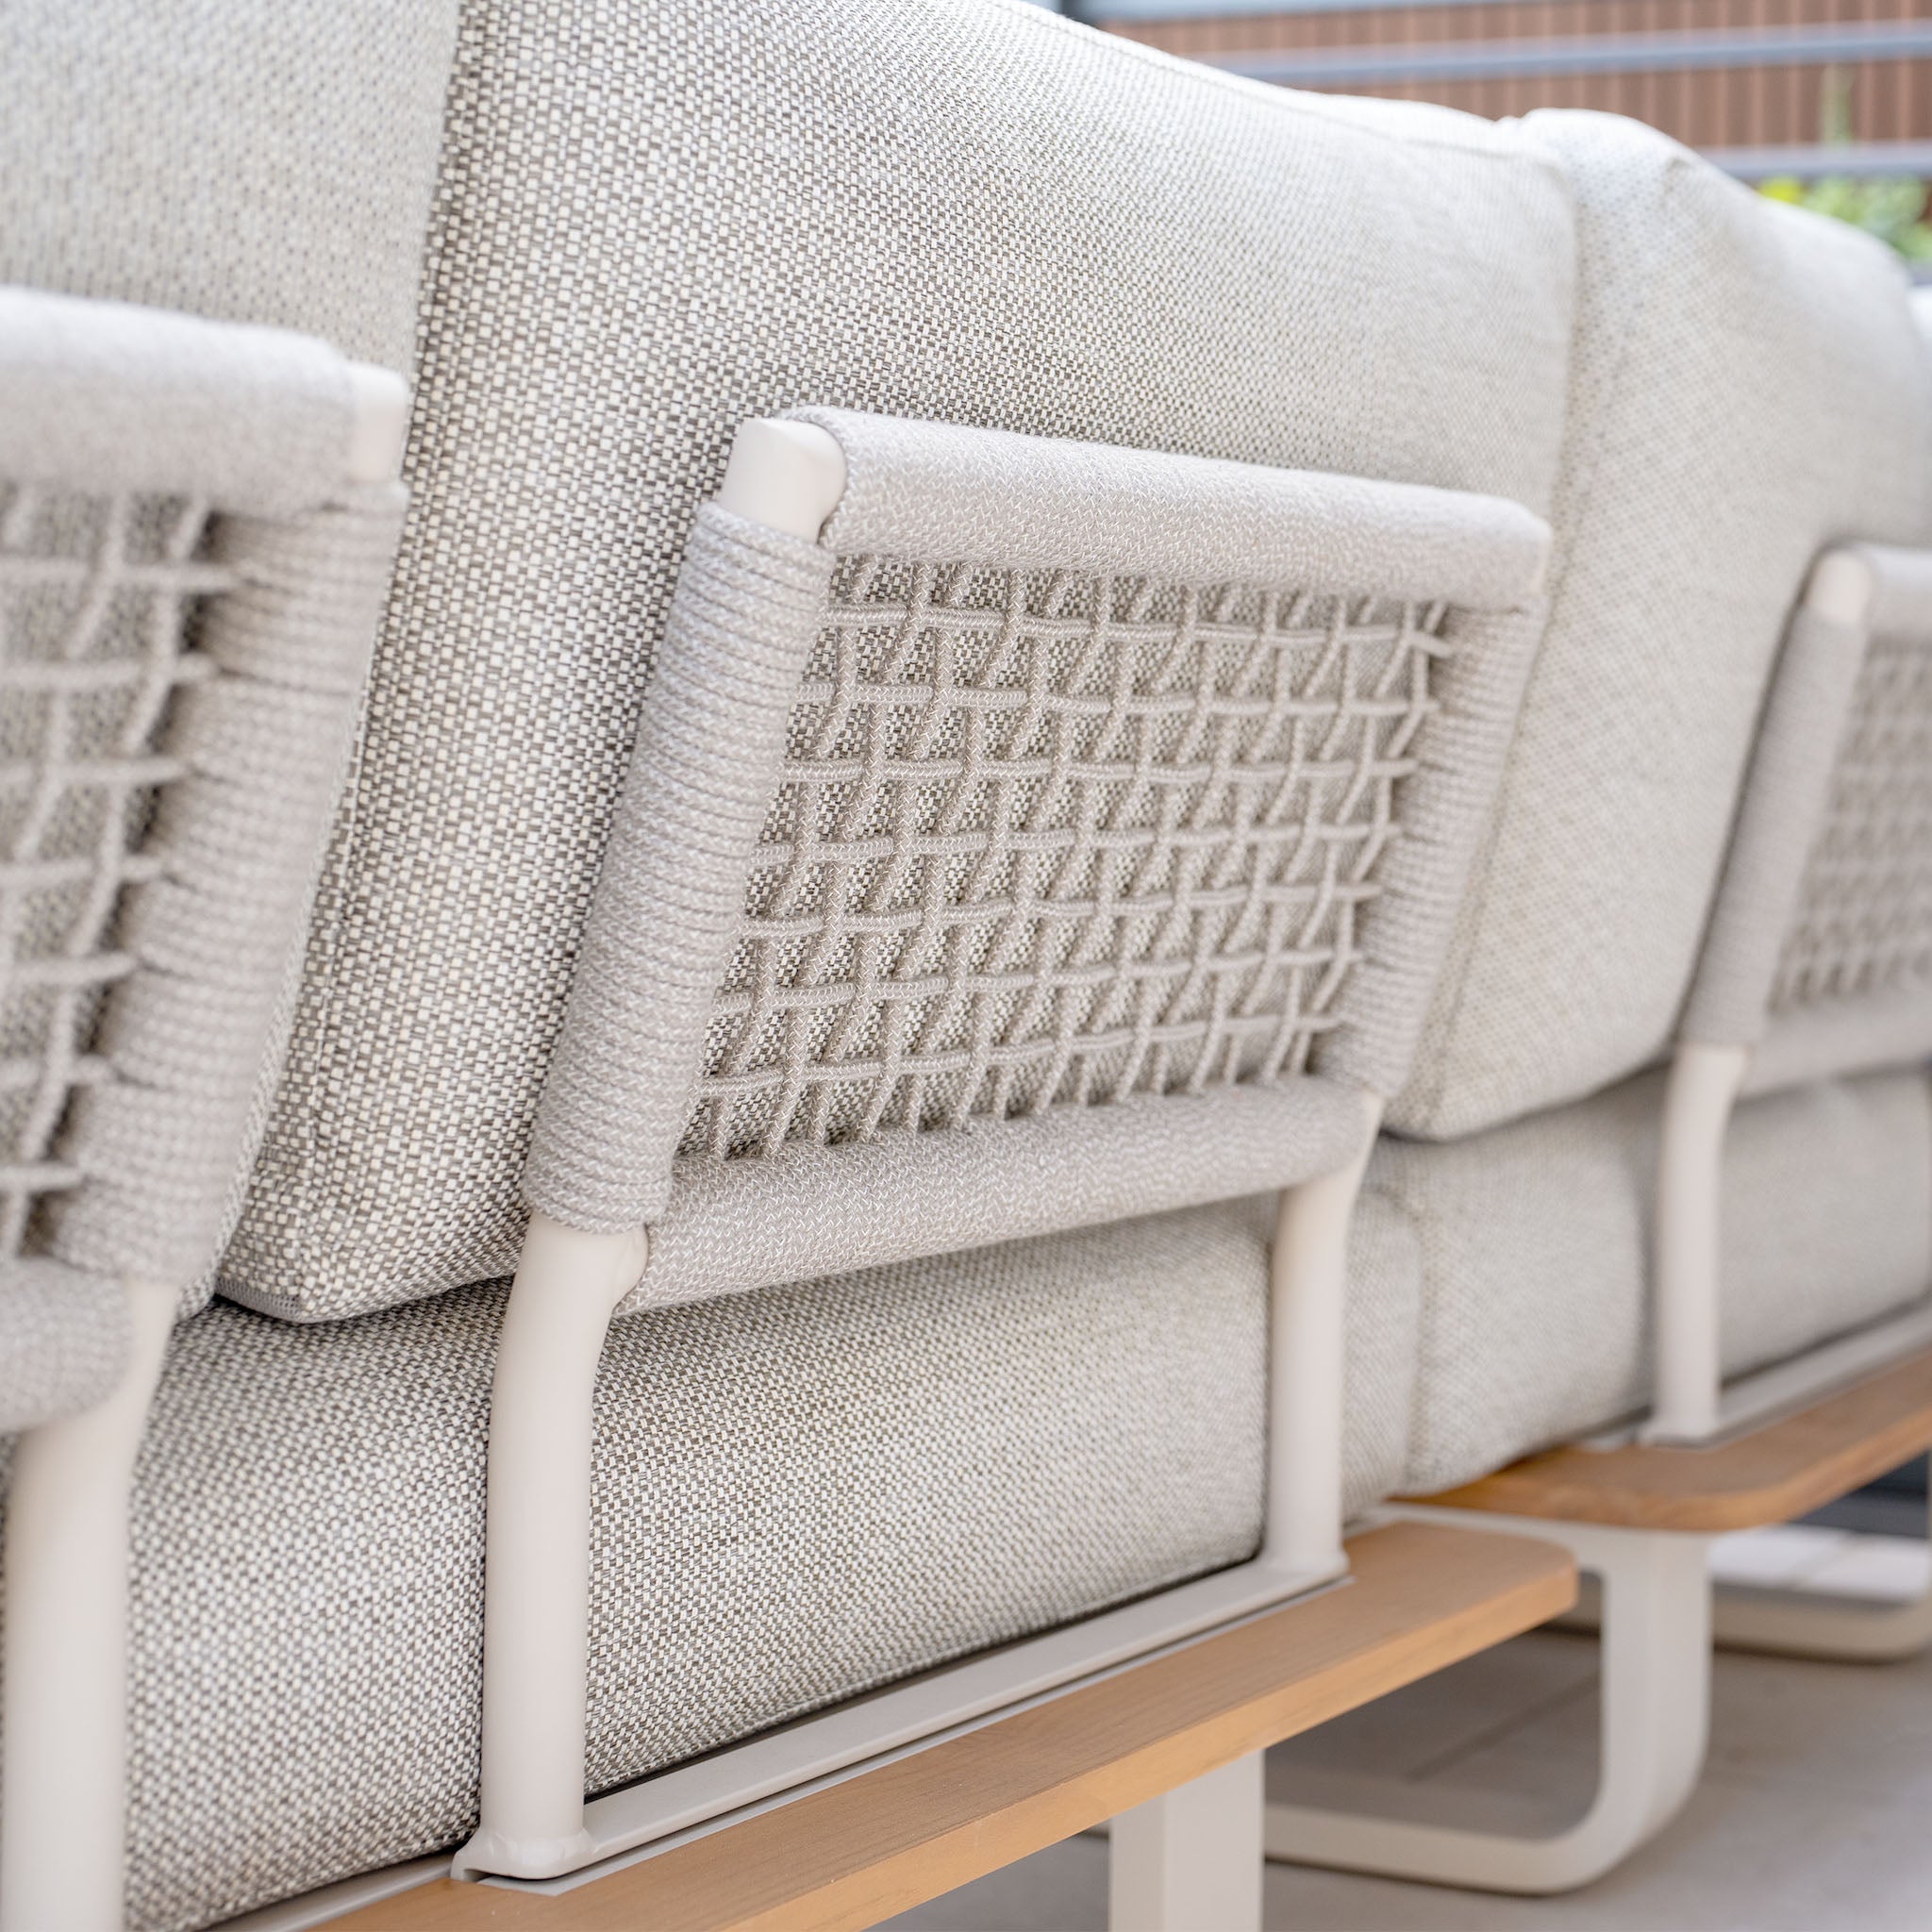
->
left=1029, top=0, right=1932, bottom=270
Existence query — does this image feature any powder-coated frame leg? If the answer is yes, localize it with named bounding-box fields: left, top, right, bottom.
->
left=458, top=1215, right=648, bottom=1881
left=1110, top=1751, right=1264, bottom=1932
left=0, top=1279, right=174, bottom=1932
left=1264, top=1511, right=1710, bottom=1895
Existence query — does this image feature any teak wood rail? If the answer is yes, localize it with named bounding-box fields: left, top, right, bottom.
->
left=1413, top=1342, right=1932, bottom=1534
left=334, top=1521, right=1574, bottom=1932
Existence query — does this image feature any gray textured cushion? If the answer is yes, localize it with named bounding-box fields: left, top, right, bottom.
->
left=1385, top=1067, right=1932, bottom=1491
left=1392, top=113, right=1932, bottom=1140
left=13, top=1198, right=1407, bottom=1931
left=220, top=0, right=1577, bottom=1320
left=0, top=1, right=458, bottom=373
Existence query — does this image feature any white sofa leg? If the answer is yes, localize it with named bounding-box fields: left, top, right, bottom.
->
left=1645, top=1041, right=1748, bottom=1446
left=0, top=1278, right=174, bottom=1932
left=1110, top=1751, right=1264, bottom=1932
left=1269, top=1091, right=1383, bottom=1578
left=1264, top=1512, right=1710, bottom=1895
left=458, top=1213, right=648, bottom=1881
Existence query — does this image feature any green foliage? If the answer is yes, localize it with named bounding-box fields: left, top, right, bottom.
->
left=1758, top=175, right=1932, bottom=263
left=1757, top=67, right=1932, bottom=263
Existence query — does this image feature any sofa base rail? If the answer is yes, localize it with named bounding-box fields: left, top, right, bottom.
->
left=460, top=1546, right=1349, bottom=1884
left=1702, top=1301, right=1932, bottom=1447
left=323, top=1523, right=1572, bottom=1932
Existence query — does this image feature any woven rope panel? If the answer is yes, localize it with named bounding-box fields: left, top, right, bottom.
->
left=0, top=486, right=226, bottom=1257
left=683, top=557, right=1448, bottom=1160
left=1773, top=630, right=1932, bottom=1015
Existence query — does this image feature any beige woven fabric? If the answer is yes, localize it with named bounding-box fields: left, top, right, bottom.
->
left=0, top=1256, right=128, bottom=1432
left=220, top=0, right=1575, bottom=1320
left=1393, top=114, right=1932, bottom=1139
left=521, top=412, right=1547, bottom=1271
left=1389, top=1067, right=1932, bottom=1491
left=0, top=1, right=458, bottom=375
left=795, top=409, right=1552, bottom=607
left=1768, top=564, right=1932, bottom=1044
left=622, top=1086, right=1364, bottom=1313
left=0, top=289, right=358, bottom=521
left=0, top=292, right=402, bottom=1446
left=1677, top=597, right=1871, bottom=1052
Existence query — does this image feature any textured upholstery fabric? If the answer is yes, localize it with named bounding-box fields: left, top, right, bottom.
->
left=0, top=288, right=360, bottom=520
left=0, top=1258, right=127, bottom=1433
left=1393, top=113, right=1932, bottom=1139
left=221, top=0, right=1575, bottom=1319
left=0, top=2, right=458, bottom=374
left=1678, top=602, right=1869, bottom=1052
left=2, top=1199, right=1401, bottom=1931
left=1338, top=1189, right=1422, bottom=1509
left=523, top=411, right=1547, bottom=1266
left=1389, top=1068, right=1932, bottom=1491
left=616, top=1087, right=1366, bottom=1315
left=0, top=294, right=405, bottom=1457
left=796, top=409, right=1553, bottom=604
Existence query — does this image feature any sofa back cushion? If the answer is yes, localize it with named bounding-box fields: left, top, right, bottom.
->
left=0, top=1, right=458, bottom=373
left=219, top=0, right=1576, bottom=1321
left=1391, top=112, right=1932, bottom=1140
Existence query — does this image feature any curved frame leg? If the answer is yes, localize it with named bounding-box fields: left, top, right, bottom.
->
left=0, top=1279, right=174, bottom=1932
left=1264, top=1510, right=1710, bottom=1895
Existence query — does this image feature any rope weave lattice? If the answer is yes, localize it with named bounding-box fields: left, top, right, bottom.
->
left=0, top=484, right=227, bottom=1257
left=683, top=556, right=1448, bottom=1160
left=1772, top=628, right=1932, bottom=1015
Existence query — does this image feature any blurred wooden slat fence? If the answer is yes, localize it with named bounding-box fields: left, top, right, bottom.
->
left=1093, top=0, right=1932, bottom=168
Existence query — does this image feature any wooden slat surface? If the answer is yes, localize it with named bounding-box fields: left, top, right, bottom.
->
left=337, top=1521, right=1573, bottom=1932
left=1414, top=1344, right=1932, bottom=1533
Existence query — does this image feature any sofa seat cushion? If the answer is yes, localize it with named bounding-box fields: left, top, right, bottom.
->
left=1374, top=1067, right=1932, bottom=1493
left=16, top=1197, right=1404, bottom=1930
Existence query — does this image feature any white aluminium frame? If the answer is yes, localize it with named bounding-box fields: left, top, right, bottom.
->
left=1265, top=544, right=1932, bottom=1897
left=1639, top=544, right=1932, bottom=1667
left=457, top=419, right=1387, bottom=1890
left=0, top=364, right=410, bottom=1932
left=1645, top=546, right=1932, bottom=1452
